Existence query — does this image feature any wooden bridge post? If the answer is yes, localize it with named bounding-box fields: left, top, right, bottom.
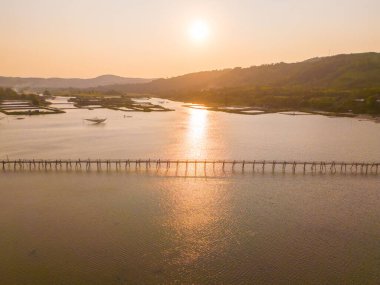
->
left=272, top=161, right=276, bottom=173
left=330, top=162, right=336, bottom=174
left=282, top=161, right=287, bottom=173
left=370, top=163, right=375, bottom=174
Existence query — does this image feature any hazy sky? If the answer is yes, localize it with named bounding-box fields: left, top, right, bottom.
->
left=0, top=0, right=379, bottom=78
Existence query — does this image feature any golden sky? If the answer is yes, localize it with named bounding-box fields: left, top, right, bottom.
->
left=0, top=0, right=379, bottom=78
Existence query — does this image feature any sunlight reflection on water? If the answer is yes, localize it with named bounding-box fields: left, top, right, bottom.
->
left=161, top=179, right=228, bottom=266
left=1, top=172, right=379, bottom=284
left=186, top=108, right=209, bottom=158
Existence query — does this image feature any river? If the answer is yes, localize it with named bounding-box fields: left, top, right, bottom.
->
left=0, top=97, right=380, bottom=284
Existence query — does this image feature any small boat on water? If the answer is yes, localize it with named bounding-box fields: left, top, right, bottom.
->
left=84, top=117, right=107, bottom=124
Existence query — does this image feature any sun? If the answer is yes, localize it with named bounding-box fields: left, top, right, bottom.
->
left=189, top=20, right=210, bottom=43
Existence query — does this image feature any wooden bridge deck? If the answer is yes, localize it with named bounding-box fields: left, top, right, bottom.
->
left=1, top=159, right=379, bottom=175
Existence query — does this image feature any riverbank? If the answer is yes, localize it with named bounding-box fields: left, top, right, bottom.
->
left=182, top=102, right=380, bottom=122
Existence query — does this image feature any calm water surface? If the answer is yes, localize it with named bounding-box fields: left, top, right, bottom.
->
left=1, top=97, right=380, bottom=160
left=1, top=98, right=380, bottom=284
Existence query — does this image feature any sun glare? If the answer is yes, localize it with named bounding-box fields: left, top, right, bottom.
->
left=189, top=20, right=210, bottom=43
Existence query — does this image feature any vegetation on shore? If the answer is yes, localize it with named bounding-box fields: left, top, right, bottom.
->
left=68, top=94, right=173, bottom=112
left=0, top=87, right=64, bottom=115
left=169, top=86, right=380, bottom=115
left=0, top=87, right=49, bottom=106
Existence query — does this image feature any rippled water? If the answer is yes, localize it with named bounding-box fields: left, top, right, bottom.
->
left=1, top=98, right=380, bottom=284
left=1, top=172, right=380, bottom=284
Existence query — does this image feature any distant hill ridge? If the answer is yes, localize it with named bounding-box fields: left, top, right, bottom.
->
left=0, top=74, right=151, bottom=89
left=1, top=53, right=379, bottom=92
left=102, top=52, right=380, bottom=94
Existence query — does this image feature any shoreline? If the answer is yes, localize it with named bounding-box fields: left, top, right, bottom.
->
left=182, top=103, right=380, bottom=122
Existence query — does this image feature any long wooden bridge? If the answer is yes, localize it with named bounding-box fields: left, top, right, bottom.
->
left=1, top=159, right=379, bottom=175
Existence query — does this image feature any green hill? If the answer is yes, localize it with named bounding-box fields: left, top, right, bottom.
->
left=112, top=52, right=380, bottom=94
left=104, top=52, right=380, bottom=115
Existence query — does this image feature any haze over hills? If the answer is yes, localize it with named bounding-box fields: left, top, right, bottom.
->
left=0, top=75, right=151, bottom=89
left=102, top=53, right=380, bottom=94
left=1, top=53, right=379, bottom=95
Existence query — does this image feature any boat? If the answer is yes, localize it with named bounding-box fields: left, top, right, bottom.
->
left=84, top=117, right=107, bottom=124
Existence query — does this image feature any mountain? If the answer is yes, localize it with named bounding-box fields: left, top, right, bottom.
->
left=0, top=74, right=151, bottom=89
left=106, top=52, right=380, bottom=94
